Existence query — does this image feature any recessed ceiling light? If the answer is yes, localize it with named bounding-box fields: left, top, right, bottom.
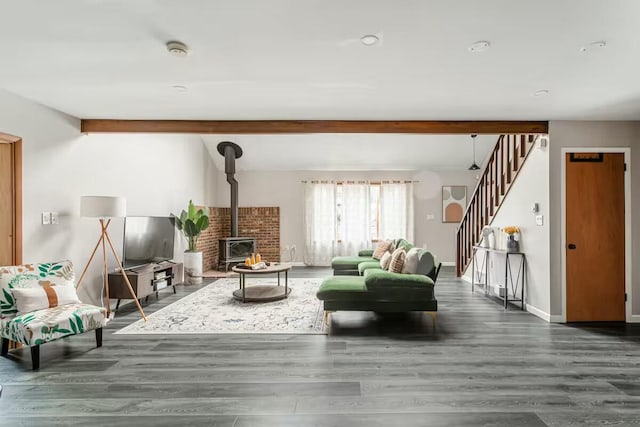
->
left=533, top=89, right=549, bottom=97
left=166, top=41, right=189, bottom=57
left=360, top=35, right=379, bottom=46
left=468, top=41, right=491, bottom=53
left=172, top=85, right=188, bottom=93
left=580, top=41, right=606, bottom=52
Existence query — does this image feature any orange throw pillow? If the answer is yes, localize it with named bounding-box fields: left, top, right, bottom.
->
left=372, top=240, right=393, bottom=260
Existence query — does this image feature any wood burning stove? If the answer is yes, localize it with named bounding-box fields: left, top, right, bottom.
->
left=216, top=141, right=256, bottom=271
left=219, top=237, right=256, bottom=271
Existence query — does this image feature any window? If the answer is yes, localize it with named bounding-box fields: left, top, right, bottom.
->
left=336, top=184, right=380, bottom=242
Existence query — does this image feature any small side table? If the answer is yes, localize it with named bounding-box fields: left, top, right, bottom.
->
left=471, top=246, right=526, bottom=310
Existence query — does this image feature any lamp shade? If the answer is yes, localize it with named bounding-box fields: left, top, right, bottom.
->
left=80, top=196, right=126, bottom=218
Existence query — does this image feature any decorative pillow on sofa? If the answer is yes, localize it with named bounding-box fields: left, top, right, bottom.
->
left=11, top=283, right=81, bottom=315
left=388, top=248, right=406, bottom=273
left=402, top=247, right=421, bottom=274
left=372, top=240, right=393, bottom=260
left=379, top=251, right=392, bottom=270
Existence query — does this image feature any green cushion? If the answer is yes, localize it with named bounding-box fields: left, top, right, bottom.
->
left=364, top=270, right=435, bottom=291
left=317, top=275, right=434, bottom=304
left=358, top=249, right=374, bottom=257
left=317, top=276, right=368, bottom=301
left=331, top=256, right=375, bottom=270
left=358, top=261, right=381, bottom=275
left=394, top=238, right=414, bottom=252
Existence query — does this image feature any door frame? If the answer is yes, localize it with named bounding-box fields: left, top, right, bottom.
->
left=561, top=147, right=632, bottom=323
left=0, top=132, right=22, bottom=265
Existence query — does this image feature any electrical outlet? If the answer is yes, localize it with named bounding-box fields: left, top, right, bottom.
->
left=42, top=212, right=51, bottom=225
left=50, top=212, right=59, bottom=224
left=426, top=214, right=435, bottom=220
left=536, top=215, right=544, bottom=226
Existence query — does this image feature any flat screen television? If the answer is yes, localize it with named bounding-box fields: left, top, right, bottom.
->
left=123, top=216, right=175, bottom=269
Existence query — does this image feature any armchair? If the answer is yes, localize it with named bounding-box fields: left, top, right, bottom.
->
left=0, top=260, right=106, bottom=370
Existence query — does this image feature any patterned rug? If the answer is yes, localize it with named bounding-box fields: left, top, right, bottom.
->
left=115, top=277, right=326, bottom=335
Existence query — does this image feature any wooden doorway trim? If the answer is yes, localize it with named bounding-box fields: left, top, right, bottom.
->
left=0, top=132, right=22, bottom=265
left=560, top=147, right=631, bottom=323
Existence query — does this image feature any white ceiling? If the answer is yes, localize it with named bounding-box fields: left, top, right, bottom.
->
left=1, top=0, right=640, bottom=120
left=202, top=134, right=497, bottom=171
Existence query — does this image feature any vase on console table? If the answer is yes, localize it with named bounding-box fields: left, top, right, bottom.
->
left=506, top=234, right=520, bottom=253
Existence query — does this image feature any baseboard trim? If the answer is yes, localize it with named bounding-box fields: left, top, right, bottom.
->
left=526, top=305, right=559, bottom=323
left=441, top=261, right=455, bottom=267
left=628, top=315, right=640, bottom=323
left=460, top=275, right=472, bottom=284
left=289, top=261, right=306, bottom=267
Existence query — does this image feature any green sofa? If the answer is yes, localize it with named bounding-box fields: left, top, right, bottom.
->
left=330, top=239, right=414, bottom=275
left=318, top=248, right=441, bottom=326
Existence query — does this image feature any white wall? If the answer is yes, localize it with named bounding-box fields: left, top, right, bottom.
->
left=548, top=121, right=640, bottom=320
left=463, top=141, right=551, bottom=319
left=215, top=169, right=477, bottom=263
left=0, top=89, right=216, bottom=306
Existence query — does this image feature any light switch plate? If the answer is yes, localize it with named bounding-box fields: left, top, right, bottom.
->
left=426, top=214, right=435, bottom=220
left=42, top=212, right=51, bottom=225
left=536, top=215, right=544, bottom=226
left=50, top=212, right=59, bottom=224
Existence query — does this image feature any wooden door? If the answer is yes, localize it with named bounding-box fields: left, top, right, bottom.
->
left=566, top=152, right=625, bottom=322
left=0, top=143, right=14, bottom=265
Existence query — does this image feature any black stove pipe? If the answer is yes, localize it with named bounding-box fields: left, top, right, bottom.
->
left=216, top=141, right=243, bottom=238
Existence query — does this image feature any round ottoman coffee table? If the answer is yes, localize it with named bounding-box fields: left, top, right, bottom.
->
left=231, top=263, right=292, bottom=302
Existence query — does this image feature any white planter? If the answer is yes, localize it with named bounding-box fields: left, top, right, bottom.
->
left=183, top=251, right=203, bottom=285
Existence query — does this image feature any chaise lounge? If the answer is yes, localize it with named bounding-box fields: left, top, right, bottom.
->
left=318, top=247, right=441, bottom=326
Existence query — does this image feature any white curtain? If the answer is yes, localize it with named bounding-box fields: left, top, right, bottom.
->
left=303, top=182, right=336, bottom=266
left=379, top=182, right=414, bottom=242
left=338, top=184, right=371, bottom=255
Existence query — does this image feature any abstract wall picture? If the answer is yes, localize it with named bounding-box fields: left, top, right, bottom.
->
left=442, top=186, right=467, bottom=223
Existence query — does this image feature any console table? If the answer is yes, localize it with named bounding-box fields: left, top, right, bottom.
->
left=471, top=246, right=526, bottom=310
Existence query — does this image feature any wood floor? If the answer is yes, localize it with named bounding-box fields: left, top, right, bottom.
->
left=1, top=267, right=639, bottom=426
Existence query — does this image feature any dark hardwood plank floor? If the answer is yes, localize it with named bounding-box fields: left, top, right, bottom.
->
left=1, top=267, right=639, bottom=426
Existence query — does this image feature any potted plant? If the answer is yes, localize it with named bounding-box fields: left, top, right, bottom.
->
left=174, top=200, right=209, bottom=284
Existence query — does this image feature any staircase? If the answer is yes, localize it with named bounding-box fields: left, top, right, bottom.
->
left=456, top=134, right=540, bottom=276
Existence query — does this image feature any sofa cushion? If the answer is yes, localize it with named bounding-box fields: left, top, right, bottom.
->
left=389, top=248, right=406, bottom=273
left=372, top=240, right=393, bottom=260
left=331, top=256, right=375, bottom=271
left=402, top=247, right=421, bottom=274
left=364, top=270, right=435, bottom=291
left=379, top=251, right=392, bottom=270
left=0, top=261, right=75, bottom=318
left=0, top=302, right=107, bottom=346
left=393, top=239, right=414, bottom=252
left=358, top=261, right=381, bottom=275
left=358, top=249, right=374, bottom=257
left=316, top=276, right=368, bottom=301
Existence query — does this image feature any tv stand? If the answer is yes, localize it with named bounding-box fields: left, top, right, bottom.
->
left=108, top=261, right=183, bottom=311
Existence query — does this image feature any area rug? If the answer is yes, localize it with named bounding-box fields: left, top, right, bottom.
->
left=202, top=269, right=238, bottom=278
left=115, top=277, right=326, bottom=334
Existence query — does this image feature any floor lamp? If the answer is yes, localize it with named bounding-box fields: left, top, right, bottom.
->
left=76, top=196, right=147, bottom=321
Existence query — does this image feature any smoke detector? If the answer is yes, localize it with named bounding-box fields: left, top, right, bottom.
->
left=166, top=41, right=189, bottom=57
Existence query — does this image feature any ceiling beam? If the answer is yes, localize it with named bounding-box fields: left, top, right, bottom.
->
left=80, top=120, right=548, bottom=135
